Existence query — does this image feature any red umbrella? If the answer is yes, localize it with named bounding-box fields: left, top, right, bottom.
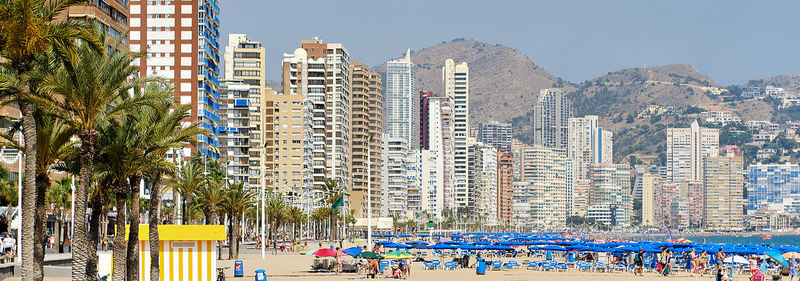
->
left=313, top=248, right=338, bottom=257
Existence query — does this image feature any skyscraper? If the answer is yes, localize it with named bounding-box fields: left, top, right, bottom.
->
left=667, top=120, right=719, bottom=183
left=223, top=34, right=267, bottom=187
left=419, top=91, right=436, bottom=150
left=704, top=152, right=745, bottom=230
left=382, top=137, right=412, bottom=216
left=640, top=173, right=656, bottom=226
left=588, top=164, right=633, bottom=227
left=442, top=59, right=469, bottom=208
left=425, top=96, right=455, bottom=210
left=478, top=121, right=512, bottom=152
left=350, top=62, right=383, bottom=218
left=519, top=144, right=570, bottom=228
left=385, top=49, right=416, bottom=151
left=532, top=88, right=573, bottom=149
left=497, top=151, right=514, bottom=225
left=129, top=0, right=222, bottom=159
left=299, top=37, right=352, bottom=190
left=568, top=115, right=613, bottom=180
left=468, top=142, right=498, bottom=225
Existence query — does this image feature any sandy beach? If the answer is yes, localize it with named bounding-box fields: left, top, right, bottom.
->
left=218, top=245, right=753, bottom=281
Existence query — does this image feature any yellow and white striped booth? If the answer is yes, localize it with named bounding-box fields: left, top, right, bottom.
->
left=126, top=225, right=226, bottom=281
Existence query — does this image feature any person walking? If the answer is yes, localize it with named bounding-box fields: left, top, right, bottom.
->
left=634, top=248, right=644, bottom=276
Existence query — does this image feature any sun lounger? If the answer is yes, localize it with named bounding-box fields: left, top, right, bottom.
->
left=593, top=262, right=609, bottom=272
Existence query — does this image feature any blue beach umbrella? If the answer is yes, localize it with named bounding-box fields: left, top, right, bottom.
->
left=342, top=247, right=363, bottom=256
left=765, top=251, right=790, bottom=268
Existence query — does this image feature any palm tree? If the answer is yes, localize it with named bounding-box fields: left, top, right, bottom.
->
left=31, top=30, right=162, bottom=281
left=286, top=206, right=305, bottom=244
left=0, top=1, right=99, bottom=279
left=265, top=195, right=287, bottom=254
left=47, top=178, right=71, bottom=253
left=318, top=179, right=343, bottom=241
left=221, top=182, right=255, bottom=259
left=195, top=182, right=225, bottom=225
left=169, top=161, right=205, bottom=224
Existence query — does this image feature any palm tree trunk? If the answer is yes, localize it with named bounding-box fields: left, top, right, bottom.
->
left=182, top=194, right=192, bottom=224
left=172, top=189, right=179, bottom=225
left=149, top=173, right=162, bottom=281
left=54, top=217, right=61, bottom=254
left=86, top=195, right=103, bottom=278
left=227, top=218, right=233, bottom=260
left=20, top=100, right=40, bottom=281
left=73, top=133, right=96, bottom=281
left=231, top=216, right=240, bottom=259
left=112, top=187, right=128, bottom=281
left=126, top=175, right=141, bottom=281
left=33, top=172, right=49, bottom=281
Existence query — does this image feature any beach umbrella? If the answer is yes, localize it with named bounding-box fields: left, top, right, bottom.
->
left=765, top=251, right=790, bottom=268
left=355, top=251, right=383, bottom=259
left=313, top=248, right=338, bottom=257
left=407, top=243, right=428, bottom=249
left=782, top=252, right=800, bottom=260
left=343, top=247, right=364, bottom=256
left=383, top=250, right=414, bottom=259
left=429, top=243, right=458, bottom=250
left=669, top=238, right=693, bottom=244
left=723, top=255, right=748, bottom=265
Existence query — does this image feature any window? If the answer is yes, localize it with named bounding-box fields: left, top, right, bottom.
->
left=234, top=52, right=260, bottom=59
left=233, top=70, right=260, bottom=77
left=234, top=61, right=260, bottom=68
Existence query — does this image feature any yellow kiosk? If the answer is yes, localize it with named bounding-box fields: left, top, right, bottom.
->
left=126, top=225, right=226, bottom=281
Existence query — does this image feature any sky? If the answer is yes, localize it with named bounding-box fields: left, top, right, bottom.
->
left=220, top=0, right=800, bottom=86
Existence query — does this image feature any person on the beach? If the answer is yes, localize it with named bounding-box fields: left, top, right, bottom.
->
left=634, top=248, right=644, bottom=276
left=403, top=258, right=411, bottom=277
left=369, top=259, right=379, bottom=278
left=660, top=250, right=671, bottom=276
left=334, top=247, right=342, bottom=274
left=697, top=250, right=708, bottom=277
left=688, top=249, right=696, bottom=276
left=716, top=248, right=726, bottom=271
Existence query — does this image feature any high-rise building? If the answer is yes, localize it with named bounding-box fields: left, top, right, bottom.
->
left=279, top=49, right=320, bottom=205
left=587, top=163, right=632, bottom=227
left=654, top=181, right=680, bottom=227
left=640, top=173, right=656, bottom=226
left=497, top=151, right=514, bottom=225
left=512, top=182, right=532, bottom=226
left=520, top=144, right=570, bottom=228
left=468, top=142, right=498, bottom=225
left=413, top=149, right=443, bottom=219
left=568, top=115, right=613, bottom=180
left=299, top=37, right=352, bottom=190
left=704, top=152, right=745, bottom=230
left=382, top=137, right=412, bottom=216
left=419, top=91, right=436, bottom=149
left=746, top=163, right=800, bottom=212
left=223, top=34, right=267, bottom=187
left=572, top=179, right=591, bottom=217
left=532, top=88, right=573, bottom=149
left=425, top=96, right=454, bottom=210
left=478, top=121, right=512, bottom=152
left=385, top=49, right=416, bottom=151
left=129, top=0, right=222, bottom=159
left=349, top=62, right=383, bottom=218
left=59, top=0, right=129, bottom=44
left=667, top=120, right=719, bottom=183
left=220, top=80, right=253, bottom=184
left=442, top=59, right=469, bottom=208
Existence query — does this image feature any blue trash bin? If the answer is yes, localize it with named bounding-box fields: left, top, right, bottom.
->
left=234, top=260, right=244, bottom=277
left=476, top=258, right=486, bottom=275
left=255, top=269, right=266, bottom=281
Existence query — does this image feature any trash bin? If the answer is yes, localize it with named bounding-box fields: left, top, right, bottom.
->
left=234, top=260, right=244, bottom=277
left=476, top=258, right=486, bottom=275
left=255, top=269, right=266, bottom=281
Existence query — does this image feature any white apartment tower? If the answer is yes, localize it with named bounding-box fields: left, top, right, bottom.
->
left=532, top=88, right=573, bottom=149
left=667, top=120, right=719, bottom=183
left=442, top=59, right=469, bottom=208
left=129, top=0, right=222, bottom=159
left=568, top=115, right=613, bottom=180
left=426, top=96, right=455, bottom=210
left=385, top=49, right=417, bottom=151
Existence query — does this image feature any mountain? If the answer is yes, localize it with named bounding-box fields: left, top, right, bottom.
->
left=744, top=74, right=800, bottom=93
left=563, top=63, right=775, bottom=163
left=373, top=38, right=569, bottom=125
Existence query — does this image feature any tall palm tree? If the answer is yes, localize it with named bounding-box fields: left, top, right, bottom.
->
left=0, top=1, right=99, bottom=279
left=47, top=178, right=71, bottom=253
left=318, top=179, right=343, bottom=240
left=33, top=29, right=160, bottom=280
left=221, top=182, right=255, bottom=259
left=286, top=206, right=304, bottom=244
left=137, top=96, right=202, bottom=281
left=265, top=195, right=287, bottom=254
left=169, top=161, right=205, bottom=224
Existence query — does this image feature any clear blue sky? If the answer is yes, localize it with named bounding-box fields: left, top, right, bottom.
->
left=220, top=0, right=800, bottom=86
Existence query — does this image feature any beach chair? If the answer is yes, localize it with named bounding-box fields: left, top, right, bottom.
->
left=577, top=261, right=592, bottom=272
left=527, top=261, right=540, bottom=270
left=503, top=263, right=514, bottom=270
left=491, top=260, right=503, bottom=270
left=444, top=262, right=459, bottom=270
left=615, top=262, right=627, bottom=272
left=424, top=262, right=436, bottom=270
left=593, top=262, right=608, bottom=272
left=432, top=260, right=442, bottom=270
left=555, top=263, right=568, bottom=272
left=541, top=261, right=555, bottom=271
left=508, top=261, right=520, bottom=268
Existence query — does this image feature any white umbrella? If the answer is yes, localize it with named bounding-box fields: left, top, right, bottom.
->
left=723, top=255, right=748, bottom=264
